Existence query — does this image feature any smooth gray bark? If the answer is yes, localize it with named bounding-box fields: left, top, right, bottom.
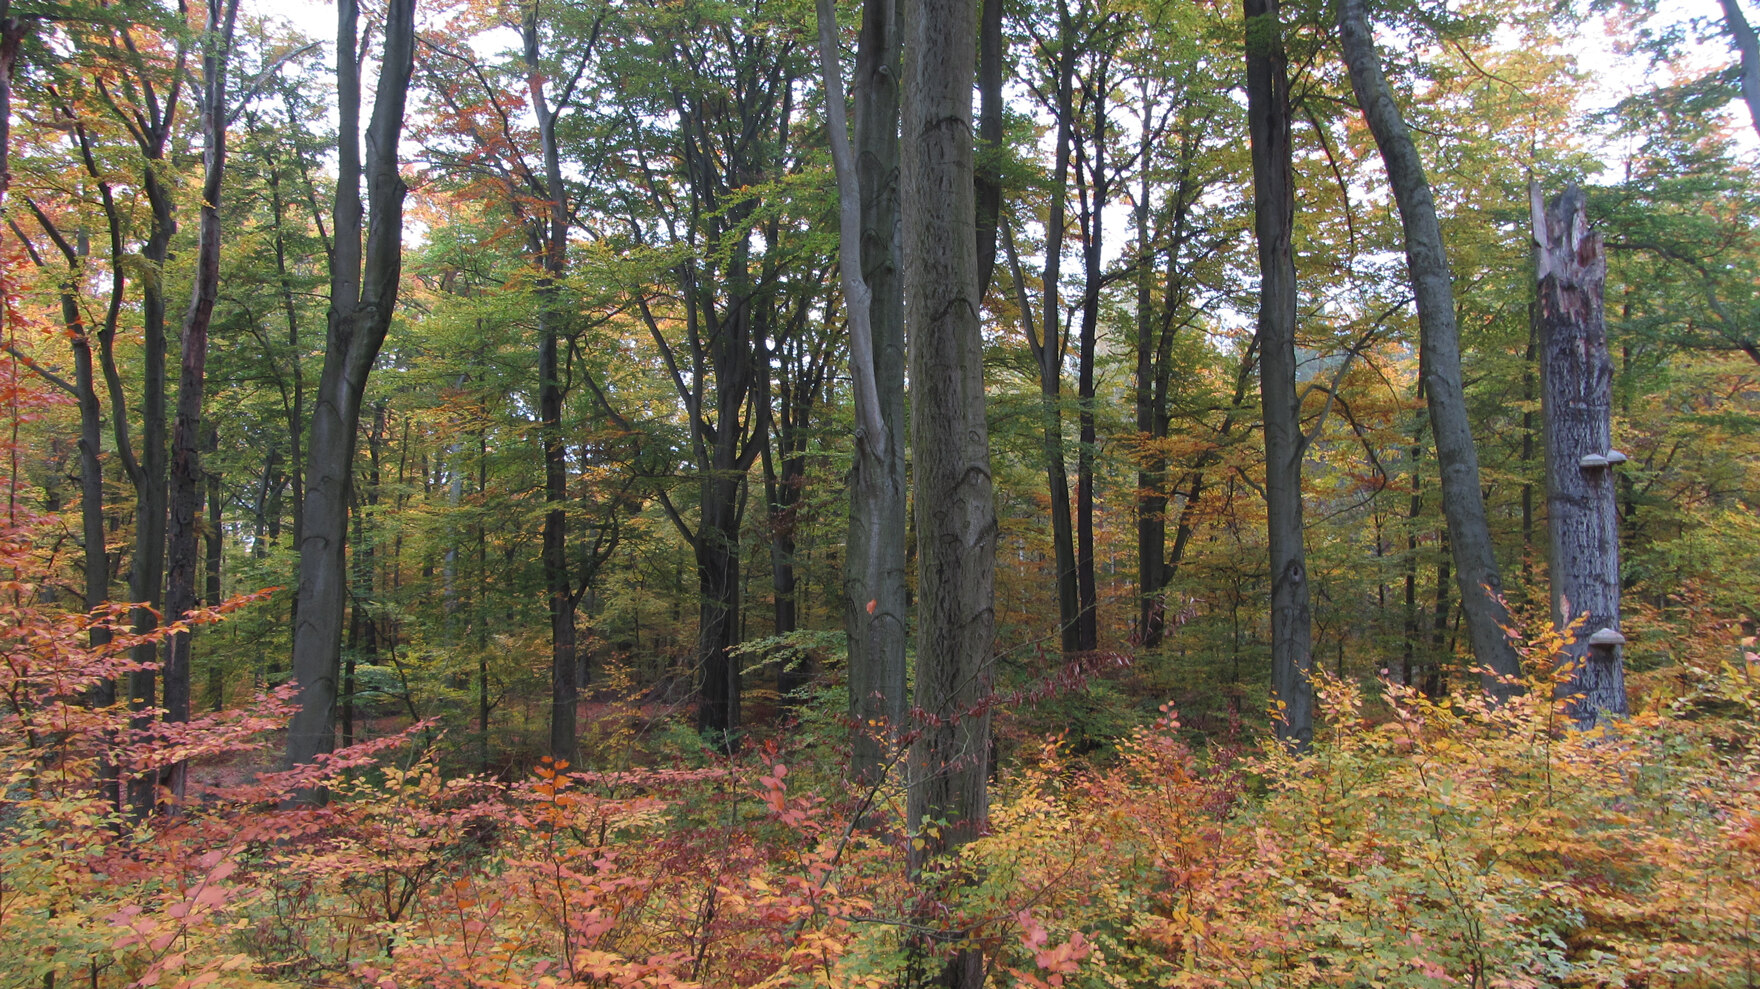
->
left=1244, top=0, right=1312, bottom=748
left=285, top=0, right=417, bottom=790
left=903, top=0, right=994, bottom=982
left=828, top=0, right=908, bottom=783
left=974, top=0, right=1003, bottom=300
left=1337, top=0, right=1522, bottom=697
left=1532, top=184, right=1628, bottom=726
left=1720, top=0, right=1760, bottom=143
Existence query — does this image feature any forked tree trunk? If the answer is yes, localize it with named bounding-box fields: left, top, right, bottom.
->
left=1337, top=0, right=1522, bottom=697
left=1531, top=184, right=1627, bottom=726
left=285, top=0, right=417, bottom=792
left=1245, top=0, right=1313, bottom=748
left=903, top=0, right=993, bottom=981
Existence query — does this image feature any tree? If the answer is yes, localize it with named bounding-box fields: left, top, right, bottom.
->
left=902, top=0, right=994, bottom=984
left=1718, top=0, right=1760, bottom=143
left=1012, top=0, right=1081, bottom=654
left=1336, top=0, right=1521, bottom=697
left=1533, top=184, right=1627, bottom=725
left=161, top=0, right=241, bottom=805
left=285, top=0, right=417, bottom=788
left=1244, top=0, right=1311, bottom=747
left=819, top=0, right=907, bottom=783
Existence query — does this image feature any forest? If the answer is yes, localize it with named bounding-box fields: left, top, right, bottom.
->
left=0, top=0, right=1757, bottom=983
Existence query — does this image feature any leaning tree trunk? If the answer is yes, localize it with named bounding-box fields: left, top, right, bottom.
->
left=1337, top=0, right=1522, bottom=697
left=285, top=0, right=416, bottom=791
left=1245, top=0, right=1312, bottom=748
left=1719, top=0, right=1760, bottom=144
left=1041, top=17, right=1080, bottom=656
left=903, top=0, right=994, bottom=981
left=1531, top=184, right=1627, bottom=726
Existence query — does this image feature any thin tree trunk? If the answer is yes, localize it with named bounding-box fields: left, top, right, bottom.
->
left=204, top=425, right=223, bottom=711
left=1532, top=184, right=1627, bottom=725
left=903, top=0, right=993, bottom=981
left=1073, top=90, right=1108, bottom=653
left=974, top=0, right=1003, bottom=300
left=1338, top=0, right=1522, bottom=696
left=162, top=0, right=240, bottom=807
left=524, top=6, right=579, bottom=766
left=285, top=0, right=417, bottom=793
left=1134, top=170, right=1166, bottom=645
left=1245, top=0, right=1312, bottom=749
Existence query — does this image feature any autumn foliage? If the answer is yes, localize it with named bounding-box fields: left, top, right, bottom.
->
left=0, top=495, right=1753, bottom=988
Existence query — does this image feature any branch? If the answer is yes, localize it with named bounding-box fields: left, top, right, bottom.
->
left=3, top=345, right=78, bottom=396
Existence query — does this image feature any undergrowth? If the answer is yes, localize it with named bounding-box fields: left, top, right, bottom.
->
left=2, top=512, right=1757, bottom=988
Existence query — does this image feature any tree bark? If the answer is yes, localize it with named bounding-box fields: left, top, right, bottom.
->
left=1719, top=0, right=1760, bottom=144
left=824, top=0, right=908, bottom=783
left=204, top=425, right=223, bottom=710
left=0, top=6, right=20, bottom=206
left=285, top=0, right=417, bottom=791
left=903, top=0, right=994, bottom=981
left=1337, top=0, right=1522, bottom=697
left=1244, top=0, right=1312, bottom=748
left=1532, top=184, right=1627, bottom=726
left=974, top=0, right=1003, bottom=301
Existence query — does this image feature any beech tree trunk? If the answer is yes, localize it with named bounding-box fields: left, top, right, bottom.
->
left=1720, top=0, right=1760, bottom=143
left=903, top=0, right=994, bottom=981
left=285, top=0, right=417, bottom=790
left=524, top=6, right=578, bottom=766
left=974, top=0, right=1003, bottom=301
left=1244, top=0, right=1312, bottom=748
left=1532, top=184, right=1627, bottom=726
left=1338, top=0, right=1522, bottom=697
left=823, top=0, right=908, bottom=783
left=162, top=0, right=240, bottom=806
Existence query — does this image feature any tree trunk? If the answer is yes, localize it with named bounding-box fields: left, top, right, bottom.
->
left=1073, top=87, right=1108, bottom=653
left=1337, top=0, right=1522, bottom=697
left=974, top=0, right=1003, bottom=301
left=1040, top=9, right=1081, bottom=655
left=204, top=425, right=223, bottom=710
left=1532, top=184, right=1627, bottom=726
left=285, top=0, right=417, bottom=792
left=1134, top=177, right=1166, bottom=646
left=695, top=469, right=743, bottom=745
left=0, top=8, right=20, bottom=206
left=903, top=0, right=993, bottom=981
left=162, top=0, right=240, bottom=807
left=1720, top=0, right=1760, bottom=143
left=824, top=0, right=908, bottom=783
left=1245, top=0, right=1313, bottom=749
left=524, top=7, right=578, bottom=767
